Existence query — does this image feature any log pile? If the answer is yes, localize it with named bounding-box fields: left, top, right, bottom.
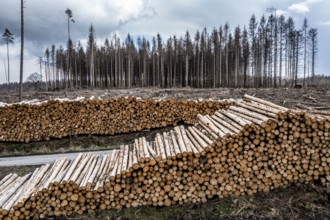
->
left=0, top=94, right=329, bottom=219
left=0, top=97, right=231, bottom=143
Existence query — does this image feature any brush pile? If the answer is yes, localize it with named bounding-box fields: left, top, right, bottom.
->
left=0, top=97, right=231, bottom=142
left=0, top=95, right=329, bottom=219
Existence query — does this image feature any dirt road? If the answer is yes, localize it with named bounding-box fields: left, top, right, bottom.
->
left=0, top=150, right=113, bottom=167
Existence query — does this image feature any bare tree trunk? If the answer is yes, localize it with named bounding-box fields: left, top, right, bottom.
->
left=273, top=18, right=278, bottom=88
left=6, top=42, right=10, bottom=84
left=19, top=0, right=24, bottom=102
left=3, top=59, right=8, bottom=83
left=185, top=53, right=189, bottom=87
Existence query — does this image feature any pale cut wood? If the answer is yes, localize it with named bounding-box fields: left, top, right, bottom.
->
left=227, top=109, right=262, bottom=126
left=33, top=164, right=51, bottom=192
left=80, top=156, right=97, bottom=188
left=194, top=123, right=219, bottom=146
left=216, top=111, right=243, bottom=131
left=95, top=154, right=109, bottom=183
left=186, top=129, right=204, bottom=154
left=141, top=137, right=151, bottom=162
left=69, top=154, right=93, bottom=183
left=0, top=178, right=20, bottom=202
left=179, top=126, right=194, bottom=153
left=14, top=167, right=43, bottom=208
left=126, top=148, right=133, bottom=172
left=188, top=127, right=208, bottom=149
left=62, top=153, right=83, bottom=183
left=174, top=126, right=187, bottom=154
left=0, top=174, right=13, bottom=189
left=0, top=174, right=19, bottom=195
left=229, top=106, right=270, bottom=127
left=108, top=150, right=119, bottom=174
left=237, top=100, right=277, bottom=117
left=220, top=111, right=251, bottom=129
left=212, top=114, right=240, bottom=134
left=109, top=150, right=120, bottom=178
left=51, top=159, right=70, bottom=186
left=76, top=155, right=96, bottom=187
left=191, top=126, right=213, bottom=146
left=95, top=155, right=111, bottom=191
left=146, top=141, right=157, bottom=160
left=40, top=158, right=64, bottom=189
left=207, top=115, right=232, bottom=136
left=133, top=139, right=141, bottom=162
left=132, top=143, right=140, bottom=169
left=167, top=132, right=177, bottom=158
left=0, top=174, right=31, bottom=208
left=138, top=138, right=145, bottom=162
left=1, top=176, right=29, bottom=213
left=162, top=132, right=174, bottom=159
left=198, top=118, right=221, bottom=139
left=108, top=150, right=120, bottom=180
left=105, top=150, right=119, bottom=184
left=87, top=156, right=102, bottom=189
left=23, top=165, right=50, bottom=200
left=197, top=114, right=223, bottom=137
left=156, top=133, right=167, bottom=160
left=150, top=141, right=162, bottom=162
left=170, top=130, right=182, bottom=155
left=308, top=110, right=330, bottom=116
left=121, top=145, right=129, bottom=174
left=244, top=94, right=288, bottom=112
left=39, top=158, right=64, bottom=189
left=115, top=145, right=125, bottom=176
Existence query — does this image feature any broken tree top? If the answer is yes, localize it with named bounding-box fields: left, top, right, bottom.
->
left=0, top=94, right=329, bottom=219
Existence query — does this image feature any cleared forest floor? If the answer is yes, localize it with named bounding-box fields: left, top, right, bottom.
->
left=0, top=87, right=329, bottom=219
left=0, top=87, right=330, bottom=109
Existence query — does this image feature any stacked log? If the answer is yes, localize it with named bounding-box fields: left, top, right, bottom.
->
left=0, top=97, right=231, bottom=143
left=0, top=94, right=329, bottom=219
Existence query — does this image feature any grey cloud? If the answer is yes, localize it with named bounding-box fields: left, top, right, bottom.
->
left=0, top=0, right=157, bottom=56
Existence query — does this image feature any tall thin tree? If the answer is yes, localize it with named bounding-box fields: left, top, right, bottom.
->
left=308, top=28, right=317, bottom=84
left=65, top=8, right=75, bottom=89
left=19, top=0, right=25, bottom=102
left=2, top=28, right=14, bottom=84
left=302, top=18, right=308, bottom=87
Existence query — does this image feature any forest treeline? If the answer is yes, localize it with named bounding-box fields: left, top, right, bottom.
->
left=42, top=13, right=318, bottom=90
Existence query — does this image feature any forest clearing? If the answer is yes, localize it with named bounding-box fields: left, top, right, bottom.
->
left=0, top=88, right=329, bottom=219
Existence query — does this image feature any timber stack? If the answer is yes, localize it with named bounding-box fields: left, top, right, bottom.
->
left=0, top=97, right=231, bottom=143
left=0, top=94, right=329, bottom=219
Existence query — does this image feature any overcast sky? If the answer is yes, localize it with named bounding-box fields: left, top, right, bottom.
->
left=0, top=0, right=329, bottom=83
